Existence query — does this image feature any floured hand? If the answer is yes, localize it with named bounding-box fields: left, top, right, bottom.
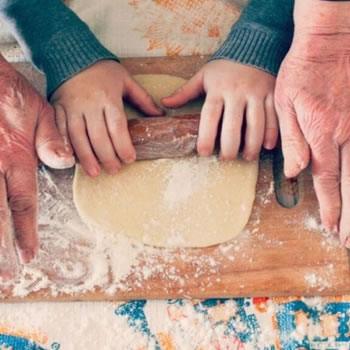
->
left=275, top=30, right=350, bottom=246
left=0, top=56, right=74, bottom=280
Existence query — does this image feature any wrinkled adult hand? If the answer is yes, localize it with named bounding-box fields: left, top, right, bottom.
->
left=50, top=60, right=163, bottom=177
left=162, top=60, right=278, bottom=161
left=275, top=31, right=350, bottom=246
left=0, top=56, right=74, bottom=280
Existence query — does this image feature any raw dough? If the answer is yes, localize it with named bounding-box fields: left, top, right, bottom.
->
left=124, top=74, right=203, bottom=118
left=73, top=75, right=258, bottom=248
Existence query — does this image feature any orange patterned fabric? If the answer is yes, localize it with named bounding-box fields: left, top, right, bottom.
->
left=129, top=0, right=240, bottom=56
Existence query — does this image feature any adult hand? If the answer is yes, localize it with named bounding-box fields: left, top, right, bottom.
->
left=0, top=56, right=74, bottom=280
left=50, top=60, right=163, bottom=177
left=275, top=0, right=350, bottom=246
left=162, top=60, right=278, bottom=161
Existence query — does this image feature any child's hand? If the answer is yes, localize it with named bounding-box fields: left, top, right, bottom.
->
left=162, top=60, right=278, bottom=161
left=50, top=60, right=163, bottom=176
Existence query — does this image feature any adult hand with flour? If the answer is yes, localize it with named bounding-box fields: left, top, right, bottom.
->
left=275, top=0, right=350, bottom=246
left=0, top=55, right=74, bottom=280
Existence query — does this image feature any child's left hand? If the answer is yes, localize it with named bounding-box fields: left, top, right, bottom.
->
left=162, top=60, right=278, bottom=161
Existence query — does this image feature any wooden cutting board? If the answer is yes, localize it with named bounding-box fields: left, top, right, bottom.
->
left=2, top=57, right=350, bottom=301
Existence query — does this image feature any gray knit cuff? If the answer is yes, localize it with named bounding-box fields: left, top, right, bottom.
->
left=209, top=26, right=290, bottom=76
left=39, top=29, right=119, bottom=97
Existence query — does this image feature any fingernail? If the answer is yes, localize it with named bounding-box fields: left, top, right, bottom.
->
left=108, top=165, right=120, bottom=175
left=199, top=150, right=211, bottom=157
left=219, top=154, right=232, bottom=162
left=243, top=154, right=255, bottom=162
left=63, top=137, right=72, bottom=153
left=20, top=248, right=35, bottom=263
left=124, top=155, right=136, bottom=164
left=155, top=106, right=165, bottom=115
left=325, top=223, right=338, bottom=235
left=264, top=141, right=274, bottom=150
left=56, top=147, right=70, bottom=157
left=89, top=166, right=100, bottom=177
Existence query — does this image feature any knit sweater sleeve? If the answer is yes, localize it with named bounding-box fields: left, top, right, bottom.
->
left=0, top=0, right=119, bottom=96
left=209, top=0, right=294, bottom=76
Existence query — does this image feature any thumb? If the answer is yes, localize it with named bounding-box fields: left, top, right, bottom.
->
left=35, top=101, right=75, bottom=169
left=162, top=70, right=204, bottom=108
left=125, top=77, right=164, bottom=116
left=275, top=95, right=310, bottom=177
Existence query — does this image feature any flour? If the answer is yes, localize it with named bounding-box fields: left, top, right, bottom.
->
left=0, top=167, right=143, bottom=298
left=304, top=214, right=341, bottom=251
left=38, top=151, right=76, bottom=170
left=300, top=214, right=342, bottom=292
left=1, top=162, right=339, bottom=301
left=162, top=157, right=213, bottom=206
left=305, top=215, right=322, bottom=232
left=2, top=165, right=248, bottom=299
left=304, top=273, right=331, bottom=292
left=261, top=180, right=274, bottom=205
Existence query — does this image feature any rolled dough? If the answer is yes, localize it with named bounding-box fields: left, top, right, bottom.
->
left=73, top=74, right=258, bottom=248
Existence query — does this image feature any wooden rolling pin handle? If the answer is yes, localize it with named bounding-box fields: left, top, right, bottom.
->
left=128, top=114, right=200, bottom=160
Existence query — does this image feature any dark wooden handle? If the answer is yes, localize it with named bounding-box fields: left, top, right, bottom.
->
left=128, top=114, right=200, bottom=160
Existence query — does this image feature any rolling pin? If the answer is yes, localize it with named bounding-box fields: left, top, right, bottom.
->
left=132, top=114, right=299, bottom=208
left=128, top=114, right=200, bottom=160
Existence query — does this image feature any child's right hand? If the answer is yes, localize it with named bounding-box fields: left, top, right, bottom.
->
left=162, top=60, right=278, bottom=161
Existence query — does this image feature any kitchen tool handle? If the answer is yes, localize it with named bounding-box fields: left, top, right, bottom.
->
left=129, top=114, right=200, bottom=160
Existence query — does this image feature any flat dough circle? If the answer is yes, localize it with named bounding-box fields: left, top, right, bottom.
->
left=73, top=74, right=258, bottom=248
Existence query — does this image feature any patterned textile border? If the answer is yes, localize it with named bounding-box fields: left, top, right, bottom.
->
left=0, top=297, right=349, bottom=349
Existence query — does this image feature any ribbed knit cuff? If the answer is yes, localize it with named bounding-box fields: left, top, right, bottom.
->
left=209, top=26, right=290, bottom=76
left=38, top=29, right=119, bottom=97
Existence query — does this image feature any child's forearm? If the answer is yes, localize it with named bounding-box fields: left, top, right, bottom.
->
left=210, top=0, right=294, bottom=76
left=0, top=0, right=118, bottom=96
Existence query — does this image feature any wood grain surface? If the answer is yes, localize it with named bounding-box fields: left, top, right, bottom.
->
left=3, top=56, right=350, bottom=301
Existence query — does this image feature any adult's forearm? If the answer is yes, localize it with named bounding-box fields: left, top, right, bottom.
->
left=291, top=0, right=350, bottom=58
left=294, top=0, right=350, bottom=33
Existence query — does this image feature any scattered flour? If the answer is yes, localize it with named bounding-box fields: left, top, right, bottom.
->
left=304, top=273, right=331, bottom=291
left=0, top=168, right=146, bottom=298
left=0, top=166, right=250, bottom=299
left=162, top=157, right=212, bottom=206
left=0, top=164, right=343, bottom=300
left=261, top=180, right=274, bottom=205
left=305, top=215, right=321, bottom=231
left=304, top=214, right=341, bottom=251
